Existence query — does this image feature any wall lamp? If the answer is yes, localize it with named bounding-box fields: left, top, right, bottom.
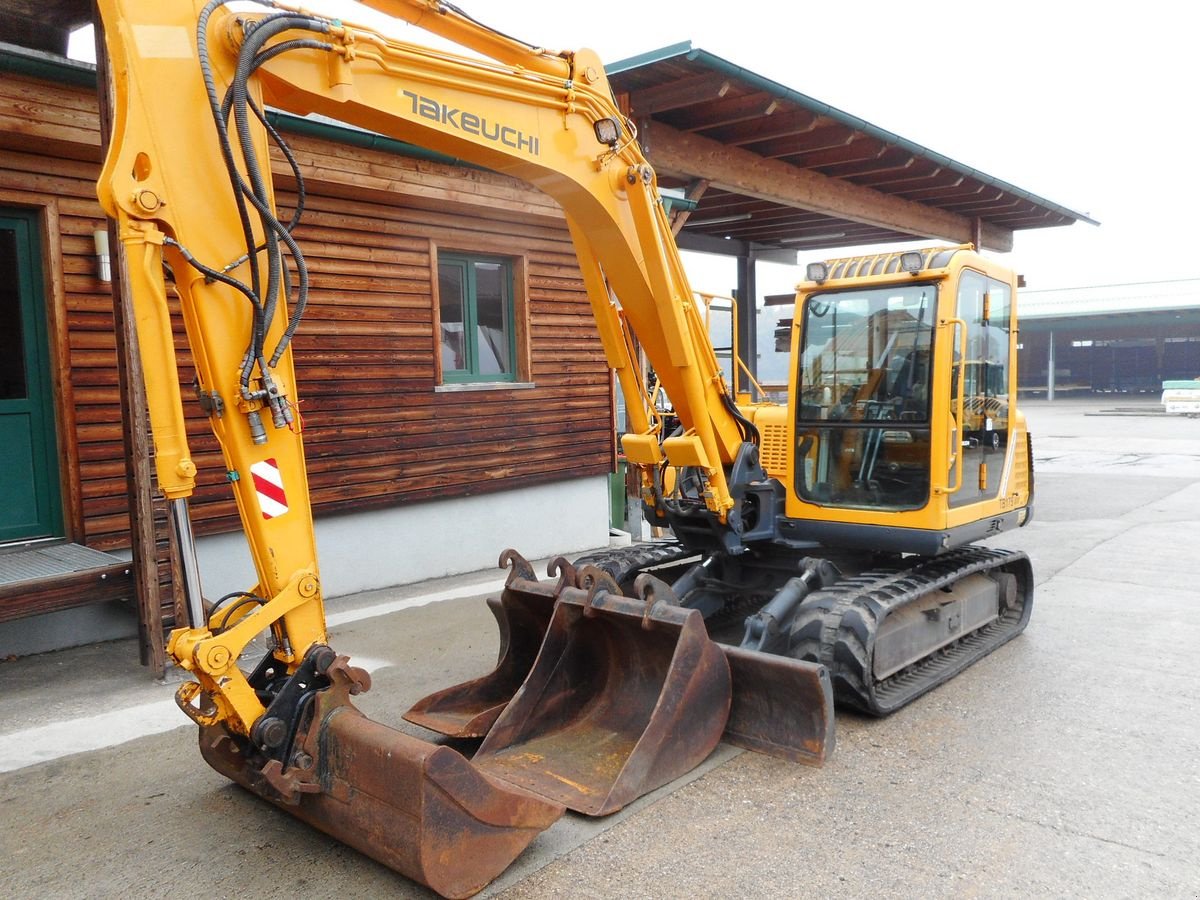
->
left=93, top=228, right=111, bottom=283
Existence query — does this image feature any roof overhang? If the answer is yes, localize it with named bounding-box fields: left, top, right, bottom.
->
left=609, top=43, right=1097, bottom=255
left=0, top=0, right=91, bottom=55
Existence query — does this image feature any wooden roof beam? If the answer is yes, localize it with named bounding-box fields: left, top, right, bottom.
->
left=644, top=122, right=1014, bottom=252
left=669, top=178, right=710, bottom=234
left=816, top=149, right=918, bottom=180
left=627, top=72, right=733, bottom=115
left=712, top=108, right=820, bottom=146
left=748, top=123, right=856, bottom=160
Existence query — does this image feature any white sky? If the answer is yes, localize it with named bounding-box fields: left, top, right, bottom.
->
left=73, top=0, right=1200, bottom=297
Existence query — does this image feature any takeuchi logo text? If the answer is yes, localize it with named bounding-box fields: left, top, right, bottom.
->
left=402, top=90, right=540, bottom=156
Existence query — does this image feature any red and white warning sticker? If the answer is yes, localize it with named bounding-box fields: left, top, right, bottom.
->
left=250, top=458, right=289, bottom=520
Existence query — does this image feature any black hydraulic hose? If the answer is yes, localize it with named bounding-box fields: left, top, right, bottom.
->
left=229, top=21, right=302, bottom=384
left=721, top=389, right=760, bottom=446
left=198, top=2, right=271, bottom=390
left=215, top=42, right=330, bottom=273
left=197, top=0, right=263, bottom=306
left=199, top=14, right=327, bottom=393
left=226, top=21, right=332, bottom=376
left=245, top=94, right=311, bottom=366
left=163, top=236, right=261, bottom=305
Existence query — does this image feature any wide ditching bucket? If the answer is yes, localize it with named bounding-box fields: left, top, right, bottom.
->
left=470, top=567, right=731, bottom=817
left=197, top=656, right=563, bottom=900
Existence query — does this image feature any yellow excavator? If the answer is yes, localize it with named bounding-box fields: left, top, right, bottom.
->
left=94, top=1, right=1035, bottom=896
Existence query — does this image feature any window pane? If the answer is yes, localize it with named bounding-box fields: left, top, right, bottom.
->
left=438, top=261, right=467, bottom=372
left=473, top=260, right=510, bottom=375
left=0, top=228, right=28, bottom=400
left=793, top=283, right=936, bottom=512
left=798, top=284, right=935, bottom=423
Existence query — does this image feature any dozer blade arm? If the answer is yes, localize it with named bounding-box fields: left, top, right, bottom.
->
left=721, top=645, right=834, bottom=766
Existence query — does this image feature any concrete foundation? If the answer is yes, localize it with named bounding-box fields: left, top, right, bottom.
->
left=0, top=475, right=608, bottom=658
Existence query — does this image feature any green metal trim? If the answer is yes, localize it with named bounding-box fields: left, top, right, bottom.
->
left=438, top=253, right=518, bottom=384
left=609, top=43, right=1098, bottom=228
left=608, top=41, right=695, bottom=73
left=0, top=42, right=97, bottom=87
left=660, top=194, right=699, bottom=215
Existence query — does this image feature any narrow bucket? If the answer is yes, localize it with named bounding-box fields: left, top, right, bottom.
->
left=199, top=657, right=563, bottom=899
left=470, top=580, right=731, bottom=817
left=720, top=645, right=835, bottom=765
left=403, top=551, right=563, bottom=738
left=400, top=590, right=550, bottom=736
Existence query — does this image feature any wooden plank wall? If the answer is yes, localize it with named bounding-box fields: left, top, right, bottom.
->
left=0, top=71, right=613, bottom=550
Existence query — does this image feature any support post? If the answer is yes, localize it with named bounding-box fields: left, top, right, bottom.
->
left=735, top=253, right=757, bottom=398
left=1047, top=330, right=1056, bottom=402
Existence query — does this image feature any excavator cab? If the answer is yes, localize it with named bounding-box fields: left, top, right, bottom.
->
left=782, top=246, right=1031, bottom=555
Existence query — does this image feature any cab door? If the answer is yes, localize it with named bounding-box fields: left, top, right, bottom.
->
left=0, top=210, right=63, bottom=542
left=949, top=269, right=1012, bottom=508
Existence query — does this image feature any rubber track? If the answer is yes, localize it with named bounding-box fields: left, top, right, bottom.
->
left=572, top=541, right=696, bottom=591
left=789, top=547, right=1034, bottom=716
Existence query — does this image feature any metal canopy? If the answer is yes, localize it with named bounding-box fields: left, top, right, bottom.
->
left=609, top=43, right=1096, bottom=254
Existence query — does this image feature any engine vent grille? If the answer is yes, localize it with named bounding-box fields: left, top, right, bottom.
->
left=759, top=423, right=789, bottom=477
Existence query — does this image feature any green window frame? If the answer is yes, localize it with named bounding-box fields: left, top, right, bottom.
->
left=437, top=253, right=517, bottom=384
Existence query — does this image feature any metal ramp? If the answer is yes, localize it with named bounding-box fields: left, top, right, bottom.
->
left=0, top=542, right=128, bottom=586
left=0, top=542, right=133, bottom=623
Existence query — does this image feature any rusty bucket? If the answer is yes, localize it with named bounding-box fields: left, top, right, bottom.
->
left=199, top=657, right=563, bottom=899
left=404, top=551, right=560, bottom=738
left=470, top=571, right=732, bottom=817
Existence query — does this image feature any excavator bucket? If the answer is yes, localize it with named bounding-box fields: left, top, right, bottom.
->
left=404, top=551, right=559, bottom=738
left=470, top=569, right=731, bottom=816
left=408, top=551, right=835, bottom=774
left=198, top=657, right=563, bottom=900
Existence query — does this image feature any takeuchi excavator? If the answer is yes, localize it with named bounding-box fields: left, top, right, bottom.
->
left=94, top=1, right=1035, bottom=896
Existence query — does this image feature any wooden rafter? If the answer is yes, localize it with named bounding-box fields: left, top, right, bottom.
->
left=645, top=122, right=1014, bottom=252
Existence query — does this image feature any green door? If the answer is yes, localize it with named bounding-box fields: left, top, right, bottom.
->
left=0, top=210, right=63, bottom=542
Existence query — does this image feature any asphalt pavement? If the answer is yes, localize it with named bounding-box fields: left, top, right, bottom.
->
left=1, top=396, right=1198, bottom=898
